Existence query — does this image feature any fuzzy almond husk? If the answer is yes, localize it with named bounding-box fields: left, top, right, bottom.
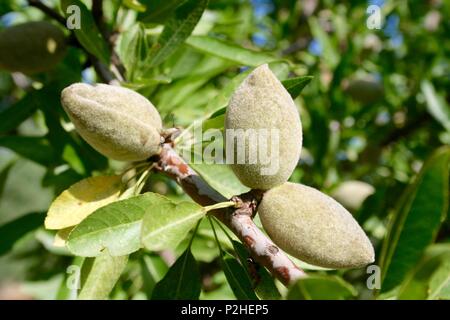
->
left=258, top=182, right=375, bottom=268
left=225, top=64, right=302, bottom=190
left=0, top=21, right=67, bottom=74
left=61, top=83, right=162, bottom=161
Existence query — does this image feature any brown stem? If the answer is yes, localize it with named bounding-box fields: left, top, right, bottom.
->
left=88, top=53, right=117, bottom=84
left=91, top=0, right=126, bottom=81
left=28, top=0, right=66, bottom=26
left=92, top=0, right=104, bottom=30
left=156, top=144, right=306, bottom=286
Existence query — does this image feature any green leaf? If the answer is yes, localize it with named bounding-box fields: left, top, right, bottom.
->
left=396, top=244, right=450, bottom=300
left=151, top=248, right=201, bottom=299
left=287, top=275, right=357, bottom=300
left=56, top=256, right=84, bottom=300
left=54, top=227, right=74, bottom=247
left=67, top=193, right=172, bottom=257
left=0, top=161, right=14, bottom=199
left=139, top=0, right=188, bottom=23
left=221, top=253, right=258, bottom=300
left=45, top=175, right=123, bottom=230
left=201, top=113, right=225, bottom=131
left=0, top=92, right=38, bottom=134
left=421, top=80, right=450, bottom=132
left=380, top=146, right=450, bottom=293
left=0, top=0, right=14, bottom=16
left=0, top=212, right=45, bottom=256
left=35, top=85, right=108, bottom=173
left=186, top=36, right=276, bottom=67
left=232, top=241, right=281, bottom=300
left=308, top=17, right=339, bottom=68
left=195, top=70, right=309, bottom=133
left=118, top=23, right=151, bottom=81
left=428, top=258, right=450, bottom=300
left=141, top=201, right=205, bottom=251
left=144, top=0, right=208, bottom=69
left=61, top=0, right=111, bottom=64
left=282, top=76, right=313, bottom=99
left=200, top=69, right=251, bottom=119
left=123, top=0, right=147, bottom=12
left=140, top=254, right=168, bottom=298
left=0, top=136, right=56, bottom=166
left=189, top=163, right=249, bottom=199
left=78, top=253, right=128, bottom=300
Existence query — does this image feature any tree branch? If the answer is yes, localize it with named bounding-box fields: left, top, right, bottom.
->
left=27, top=0, right=120, bottom=84
left=156, top=143, right=306, bottom=286
left=91, top=0, right=126, bottom=81
left=92, top=0, right=104, bottom=29
left=28, top=0, right=66, bottom=26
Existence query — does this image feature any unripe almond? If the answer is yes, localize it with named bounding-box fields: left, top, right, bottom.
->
left=225, top=64, right=302, bottom=190
left=258, top=182, right=375, bottom=268
left=61, top=83, right=163, bottom=161
left=345, top=75, right=383, bottom=104
left=0, top=21, right=67, bottom=74
left=331, top=180, right=375, bottom=211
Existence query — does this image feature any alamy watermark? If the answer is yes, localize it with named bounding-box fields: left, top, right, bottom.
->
left=177, top=121, right=281, bottom=176
left=366, top=264, right=381, bottom=290
left=366, top=5, right=383, bottom=30
left=66, top=5, right=81, bottom=30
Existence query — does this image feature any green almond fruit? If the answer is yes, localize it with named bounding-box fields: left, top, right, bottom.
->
left=61, top=83, right=163, bottom=161
left=225, top=64, right=302, bottom=190
left=345, top=75, right=383, bottom=104
left=331, top=180, right=375, bottom=212
left=0, top=21, right=67, bottom=74
left=258, top=182, right=375, bottom=268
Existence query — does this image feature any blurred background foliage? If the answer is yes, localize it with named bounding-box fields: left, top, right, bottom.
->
left=0, top=0, right=449, bottom=300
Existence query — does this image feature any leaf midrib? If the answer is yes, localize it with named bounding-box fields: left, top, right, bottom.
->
left=142, top=210, right=204, bottom=242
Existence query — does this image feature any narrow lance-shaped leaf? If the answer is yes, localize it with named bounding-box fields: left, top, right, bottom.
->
left=139, top=0, right=188, bottom=24
left=56, top=256, right=84, bottom=300
left=195, top=70, right=311, bottom=133
left=78, top=252, right=128, bottom=300
left=396, top=244, right=450, bottom=300
left=144, top=0, right=208, bottom=70
left=0, top=92, right=38, bottom=134
left=186, top=36, right=276, bottom=67
left=287, top=275, right=357, bottom=300
left=0, top=136, right=56, bottom=166
left=282, top=76, right=314, bottom=99
left=0, top=212, right=45, bottom=256
left=428, top=258, right=450, bottom=300
left=380, top=146, right=450, bottom=293
left=151, top=248, right=201, bottom=300
left=421, top=80, right=450, bottom=132
left=123, top=0, right=147, bottom=12
left=221, top=252, right=258, bottom=300
left=189, top=164, right=250, bottom=199
left=67, top=193, right=173, bottom=257
left=141, top=201, right=205, bottom=251
left=61, top=0, right=111, bottom=64
left=118, top=23, right=150, bottom=81
left=308, top=16, right=339, bottom=68
left=0, top=161, right=14, bottom=198
left=232, top=240, right=281, bottom=300
left=140, top=254, right=169, bottom=299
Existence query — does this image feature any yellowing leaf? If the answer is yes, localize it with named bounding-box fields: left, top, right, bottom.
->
left=53, top=227, right=74, bottom=247
left=45, top=176, right=123, bottom=230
